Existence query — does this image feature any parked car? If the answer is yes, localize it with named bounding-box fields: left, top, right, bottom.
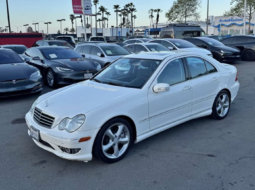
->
left=149, top=39, right=212, bottom=56
left=204, top=35, right=223, bottom=41
left=124, top=43, right=170, bottom=53
left=55, top=36, right=76, bottom=48
left=0, top=49, right=43, bottom=97
left=0, top=44, right=28, bottom=55
left=184, top=37, right=240, bottom=62
left=74, top=43, right=130, bottom=67
left=26, top=51, right=239, bottom=163
left=123, top=38, right=151, bottom=44
left=76, top=41, right=103, bottom=46
left=32, top=40, right=74, bottom=49
left=115, top=42, right=128, bottom=47
left=127, top=36, right=153, bottom=39
left=23, top=47, right=101, bottom=88
left=221, top=35, right=255, bottom=61
left=89, top=36, right=116, bottom=43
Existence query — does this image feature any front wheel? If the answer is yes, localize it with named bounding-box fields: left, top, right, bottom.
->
left=93, top=118, right=133, bottom=163
left=211, top=90, right=231, bottom=120
left=242, top=49, right=255, bottom=61
left=46, top=69, right=57, bottom=88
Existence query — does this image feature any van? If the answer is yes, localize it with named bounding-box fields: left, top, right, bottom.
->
left=160, top=24, right=205, bottom=39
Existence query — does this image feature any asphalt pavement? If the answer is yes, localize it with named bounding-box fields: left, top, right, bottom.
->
left=1, top=60, right=255, bottom=190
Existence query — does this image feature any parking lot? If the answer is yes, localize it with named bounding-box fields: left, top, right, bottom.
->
left=0, top=60, right=254, bottom=190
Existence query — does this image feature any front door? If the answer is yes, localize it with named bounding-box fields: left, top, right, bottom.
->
left=148, top=58, right=192, bottom=130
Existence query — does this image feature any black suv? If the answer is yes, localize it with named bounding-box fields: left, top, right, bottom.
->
left=221, top=35, right=255, bottom=61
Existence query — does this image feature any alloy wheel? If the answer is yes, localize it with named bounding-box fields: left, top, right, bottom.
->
left=216, top=93, right=230, bottom=117
left=101, top=123, right=130, bottom=159
left=47, top=70, right=54, bottom=87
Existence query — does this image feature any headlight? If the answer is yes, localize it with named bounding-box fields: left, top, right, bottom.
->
left=58, top=114, right=85, bottom=133
left=220, top=50, right=225, bottom=54
left=96, top=64, right=102, bottom=71
left=30, top=71, right=41, bottom=79
left=30, top=98, right=39, bottom=115
left=56, top=67, right=73, bottom=72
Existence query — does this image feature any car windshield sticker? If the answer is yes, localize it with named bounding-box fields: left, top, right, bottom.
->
left=49, top=54, right=57, bottom=58
left=106, top=50, right=113, bottom=55
left=150, top=48, right=156, bottom=51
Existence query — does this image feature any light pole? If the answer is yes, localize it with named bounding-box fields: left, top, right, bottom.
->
left=44, top=22, right=51, bottom=34
left=111, top=26, right=114, bottom=36
left=32, top=23, right=38, bottom=32
left=57, top=19, right=65, bottom=34
left=243, top=0, right=247, bottom=35
left=206, top=0, right=209, bottom=34
left=14, top=25, right=22, bottom=33
left=23, top=24, right=29, bottom=32
left=6, top=0, right=11, bottom=33
left=33, top=21, right=43, bottom=33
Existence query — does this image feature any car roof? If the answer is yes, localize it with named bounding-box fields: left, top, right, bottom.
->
left=1, top=44, right=26, bottom=47
left=43, top=40, right=67, bottom=42
left=123, top=51, right=201, bottom=60
left=56, top=36, right=73, bottom=38
left=34, top=46, right=68, bottom=50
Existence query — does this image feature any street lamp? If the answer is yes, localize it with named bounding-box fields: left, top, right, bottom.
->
left=44, top=22, right=51, bottom=34
left=206, top=0, right=209, bottom=34
left=23, top=24, right=29, bottom=32
left=5, top=26, right=9, bottom=33
left=111, top=26, right=114, bottom=36
left=57, top=19, right=65, bottom=34
left=32, top=23, right=38, bottom=32
left=33, top=20, right=43, bottom=33
left=244, top=0, right=247, bottom=34
left=14, top=25, right=22, bottom=33
left=6, top=0, right=11, bottom=33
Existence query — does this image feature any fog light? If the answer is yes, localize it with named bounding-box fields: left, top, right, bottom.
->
left=58, top=146, right=81, bottom=154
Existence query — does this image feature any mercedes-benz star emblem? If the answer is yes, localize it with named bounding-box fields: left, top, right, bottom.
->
left=12, top=80, right=16, bottom=84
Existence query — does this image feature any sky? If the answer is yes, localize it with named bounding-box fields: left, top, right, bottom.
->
left=0, top=0, right=232, bottom=33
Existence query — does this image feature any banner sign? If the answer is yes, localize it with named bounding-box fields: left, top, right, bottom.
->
left=72, top=0, right=83, bottom=15
left=83, top=0, right=92, bottom=15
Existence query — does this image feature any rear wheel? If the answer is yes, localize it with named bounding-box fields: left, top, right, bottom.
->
left=93, top=118, right=133, bottom=163
left=211, top=90, right=230, bottom=120
left=242, top=49, right=255, bottom=61
left=46, top=69, right=57, bottom=88
left=213, top=53, right=222, bottom=62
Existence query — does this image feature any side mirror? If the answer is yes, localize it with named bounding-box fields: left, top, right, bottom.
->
left=97, top=52, right=104, bottom=57
left=24, top=57, right=30, bottom=62
left=82, top=54, right=86, bottom=58
left=153, top=83, right=170, bottom=93
left=168, top=47, right=174, bottom=50
left=32, top=56, right=41, bottom=61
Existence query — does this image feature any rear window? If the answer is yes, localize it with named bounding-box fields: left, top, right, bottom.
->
left=0, top=50, right=23, bottom=64
left=3, top=46, right=27, bottom=54
left=169, top=40, right=196, bottom=48
left=90, top=37, right=105, bottom=42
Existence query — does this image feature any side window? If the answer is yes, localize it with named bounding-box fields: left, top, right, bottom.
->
left=37, top=41, right=43, bottom=46
left=205, top=61, right=217, bottom=73
left=33, top=49, right=43, bottom=59
left=125, top=45, right=135, bottom=53
left=222, top=38, right=233, bottom=45
left=186, top=57, right=207, bottom=79
left=233, top=37, right=247, bottom=44
left=150, top=40, right=161, bottom=44
left=158, top=59, right=186, bottom=86
left=126, top=40, right=136, bottom=44
left=25, top=49, right=33, bottom=57
left=91, top=46, right=102, bottom=55
left=135, top=45, right=147, bottom=53
left=75, top=46, right=82, bottom=53
left=82, top=46, right=92, bottom=54
left=161, top=41, right=175, bottom=49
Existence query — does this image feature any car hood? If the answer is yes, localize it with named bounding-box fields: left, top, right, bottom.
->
left=183, top=48, right=211, bottom=54
left=0, top=62, right=36, bottom=81
left=214, top=46, right=240, bottom=53
left=36, top=80, right=138, bottom=118
left=50, top=59, right=98, bottom=70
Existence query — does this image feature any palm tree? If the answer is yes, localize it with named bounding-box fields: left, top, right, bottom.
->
left=127, top=3, right=136, bottom=36
left=148, top=9, right=154, bottom=28
left=119, top=13, right=122, bottom=35
left=70, top=14, right=75, bottom=31
left=69, top=28, right=75, bottom=34
left=154, top=9, right=163, bottom=38
left=64, top=27, right=69, bottom=34
left=98, top=6, right=107, bottom=28
left=97, top=18, right=102, bottom=28
left=106, top=12, right=111, bottom=28
left=113, top=5, right=120, bottom=36
left=102, top=17, right=108, bottom=29
left=93, top=0, right=99, bottom=35
left=133, top=15, right=137, bottom=28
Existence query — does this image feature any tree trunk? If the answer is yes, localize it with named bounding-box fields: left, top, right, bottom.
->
left=116, top=12, right=118, bottom=36
left=95, top=5, right=97, bottom=36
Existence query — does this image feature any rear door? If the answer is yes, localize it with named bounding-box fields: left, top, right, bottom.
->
left=90, top=46, right=104, bottom=62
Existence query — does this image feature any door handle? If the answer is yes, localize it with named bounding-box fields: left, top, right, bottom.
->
left=212, top=77, right=218, bottom=81
left=183, top=86, right=191, bottom=91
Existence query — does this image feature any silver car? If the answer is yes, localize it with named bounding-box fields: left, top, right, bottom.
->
left=74, top=43, right=130, bottom=67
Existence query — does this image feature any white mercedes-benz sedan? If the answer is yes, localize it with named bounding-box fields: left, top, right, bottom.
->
left=25, top=51, right=240, bottom=163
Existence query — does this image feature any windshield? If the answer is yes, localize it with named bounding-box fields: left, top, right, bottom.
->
left=145, top=44, right=170, bottom=52
left=0, top=50, right=23, bottom=64
left=140, top=39, right=150, bottom=42
left=4, top=46, right=27, bottom=54
left=92, top=58, right=161, bottom=88
left=48, top=41, right=74, bottom=49
left=202, top=38, right=224, bottom=46
left=41, top=48, right=82, bottom=60
left=169, top=40, right=196, bottom=48
left=56, top=37, right=73, bottom=42
left=100, top=46, right=130, bottom=56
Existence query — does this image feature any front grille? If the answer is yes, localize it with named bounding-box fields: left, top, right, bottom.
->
left=33, top=107, right=55, bottom=128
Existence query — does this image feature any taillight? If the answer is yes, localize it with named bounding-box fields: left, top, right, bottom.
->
left=235, top=72, right=238, bottom=81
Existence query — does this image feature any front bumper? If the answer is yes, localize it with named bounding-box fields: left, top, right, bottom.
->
left=25, top=112, right=99, bottom=162
left=222, top=54, right=241, bottom=62
left=55, top=70, right=98, bottom=85
left=0, top=77, right=43, bottom=98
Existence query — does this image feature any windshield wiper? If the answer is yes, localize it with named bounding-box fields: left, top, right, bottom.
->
left=91, top=78, right=103, bottom=83
left=107, top=82, right=125, bottom=87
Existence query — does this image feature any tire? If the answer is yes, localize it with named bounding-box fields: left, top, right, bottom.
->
left=211, top=90, right=231, bottom=120
left=242, top=49, right=255, bottom=61
left=93, top=118, right=134, bottom=163
left=46, top=69, right=57, bottom=88
left=213, top=53, right=222, bottom=62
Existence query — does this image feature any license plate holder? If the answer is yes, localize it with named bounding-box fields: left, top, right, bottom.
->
left=30, top=126, right=39, bottom=141
left=84, top=73, right=93, bottom=79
